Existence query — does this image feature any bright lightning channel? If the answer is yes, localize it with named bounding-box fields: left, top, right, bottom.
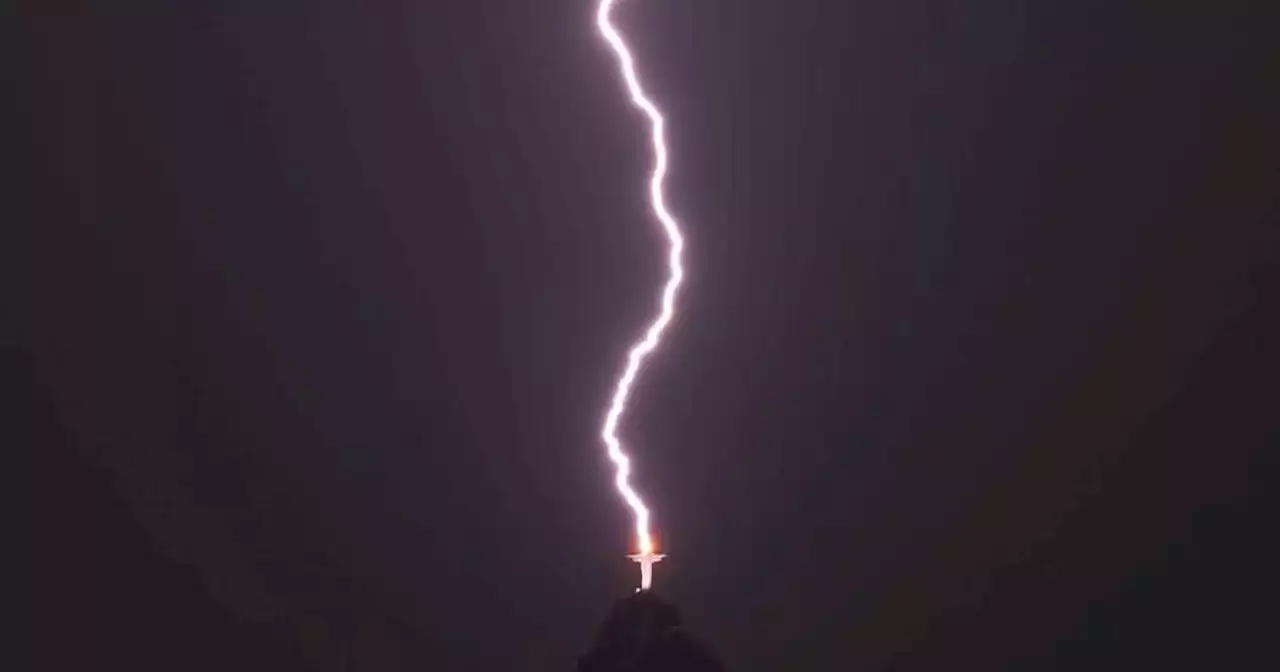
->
left=595, top=0, right=685, bottom=591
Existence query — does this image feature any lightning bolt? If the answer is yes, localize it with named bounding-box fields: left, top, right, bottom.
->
left=595, top=0, right=686, bottom=589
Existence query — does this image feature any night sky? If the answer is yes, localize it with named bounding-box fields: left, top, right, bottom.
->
left=10, top=1, right=1278, bottom=670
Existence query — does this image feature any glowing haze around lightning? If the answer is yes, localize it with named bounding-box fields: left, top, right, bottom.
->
left=594, top=0, right=685, bottom=587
